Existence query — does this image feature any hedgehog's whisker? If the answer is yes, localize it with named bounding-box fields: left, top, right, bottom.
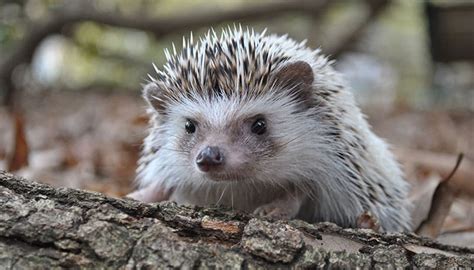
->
left=164, top=164, right=191, bottom=168
left=216, top=184, right=228, bottom=206
left=159, top=147, right=190, bottom=154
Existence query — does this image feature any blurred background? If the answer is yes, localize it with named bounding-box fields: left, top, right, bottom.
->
left=0, top=0, right=473, bottom=245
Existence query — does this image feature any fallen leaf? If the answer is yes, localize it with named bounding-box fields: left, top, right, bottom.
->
left=416, top=154, right=464, bottom=238
left=8, top=112, right=29, bottom=171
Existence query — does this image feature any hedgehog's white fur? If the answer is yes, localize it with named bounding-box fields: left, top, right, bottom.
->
left=136, top=26, right=412, bottom=232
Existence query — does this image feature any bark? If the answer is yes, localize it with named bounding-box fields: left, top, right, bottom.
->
left=1, top=171, right=473, bottom=269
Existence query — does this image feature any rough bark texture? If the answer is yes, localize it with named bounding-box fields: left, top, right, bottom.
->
left=1, top=171, right=473, bottom=269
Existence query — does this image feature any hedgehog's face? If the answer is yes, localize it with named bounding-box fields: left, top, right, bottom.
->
left=185, top=115, right=268, bottom=180
left=169, top=103, right=280, bottom=181
left=145, top=60, right=317, bottom=182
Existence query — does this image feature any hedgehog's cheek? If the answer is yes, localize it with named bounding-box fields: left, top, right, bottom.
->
left=220, top=147, right=248, bottom=171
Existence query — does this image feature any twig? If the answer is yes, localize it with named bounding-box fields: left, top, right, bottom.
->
left=395, top=148, right=474, bottom=197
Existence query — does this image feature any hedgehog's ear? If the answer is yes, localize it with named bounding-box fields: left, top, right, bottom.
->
left=273, top=61, right=314, bottom=107
left=143, top=82, right=166, bottom=114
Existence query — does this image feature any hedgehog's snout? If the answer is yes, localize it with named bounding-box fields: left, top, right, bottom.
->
left=196, top=146, right=225, bottom=172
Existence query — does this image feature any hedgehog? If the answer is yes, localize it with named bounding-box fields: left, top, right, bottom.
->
left=128, top=27, right=412, bottom=232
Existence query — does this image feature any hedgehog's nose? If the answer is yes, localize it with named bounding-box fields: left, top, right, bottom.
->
left=196, top=146, right=224, bottom=172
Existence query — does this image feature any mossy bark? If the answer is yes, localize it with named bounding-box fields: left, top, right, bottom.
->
left=1, top=171, right=473, bottom=269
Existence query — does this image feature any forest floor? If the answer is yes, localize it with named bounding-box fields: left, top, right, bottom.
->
left=0, top=90, right=472, bottom=247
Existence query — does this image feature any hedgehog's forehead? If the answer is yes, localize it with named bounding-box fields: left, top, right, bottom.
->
left=168, top=93, right=292, bottom=127
left=156, top=31, right=303, bottom=99
left=160, top=52, right=280, bottom=99
left=155, top=29, right=319, bottom=124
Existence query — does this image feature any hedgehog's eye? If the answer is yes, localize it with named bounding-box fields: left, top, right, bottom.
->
left=251, top=118, right=266, bottom=135
left=185, top=119, right=196, bottom=134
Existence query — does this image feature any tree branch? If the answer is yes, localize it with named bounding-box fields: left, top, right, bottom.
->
left=1, top=171, right=473, bottom=268
left=326, top=0, right=390, bottom=58
left=0, top=0, right=330, bottom=107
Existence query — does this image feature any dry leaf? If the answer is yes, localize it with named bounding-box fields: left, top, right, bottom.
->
left=437, top=229, right=474, bottom=248
left=416, top=154, right=464, bottom=238
left=8, top=112, right=29, bottom=171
